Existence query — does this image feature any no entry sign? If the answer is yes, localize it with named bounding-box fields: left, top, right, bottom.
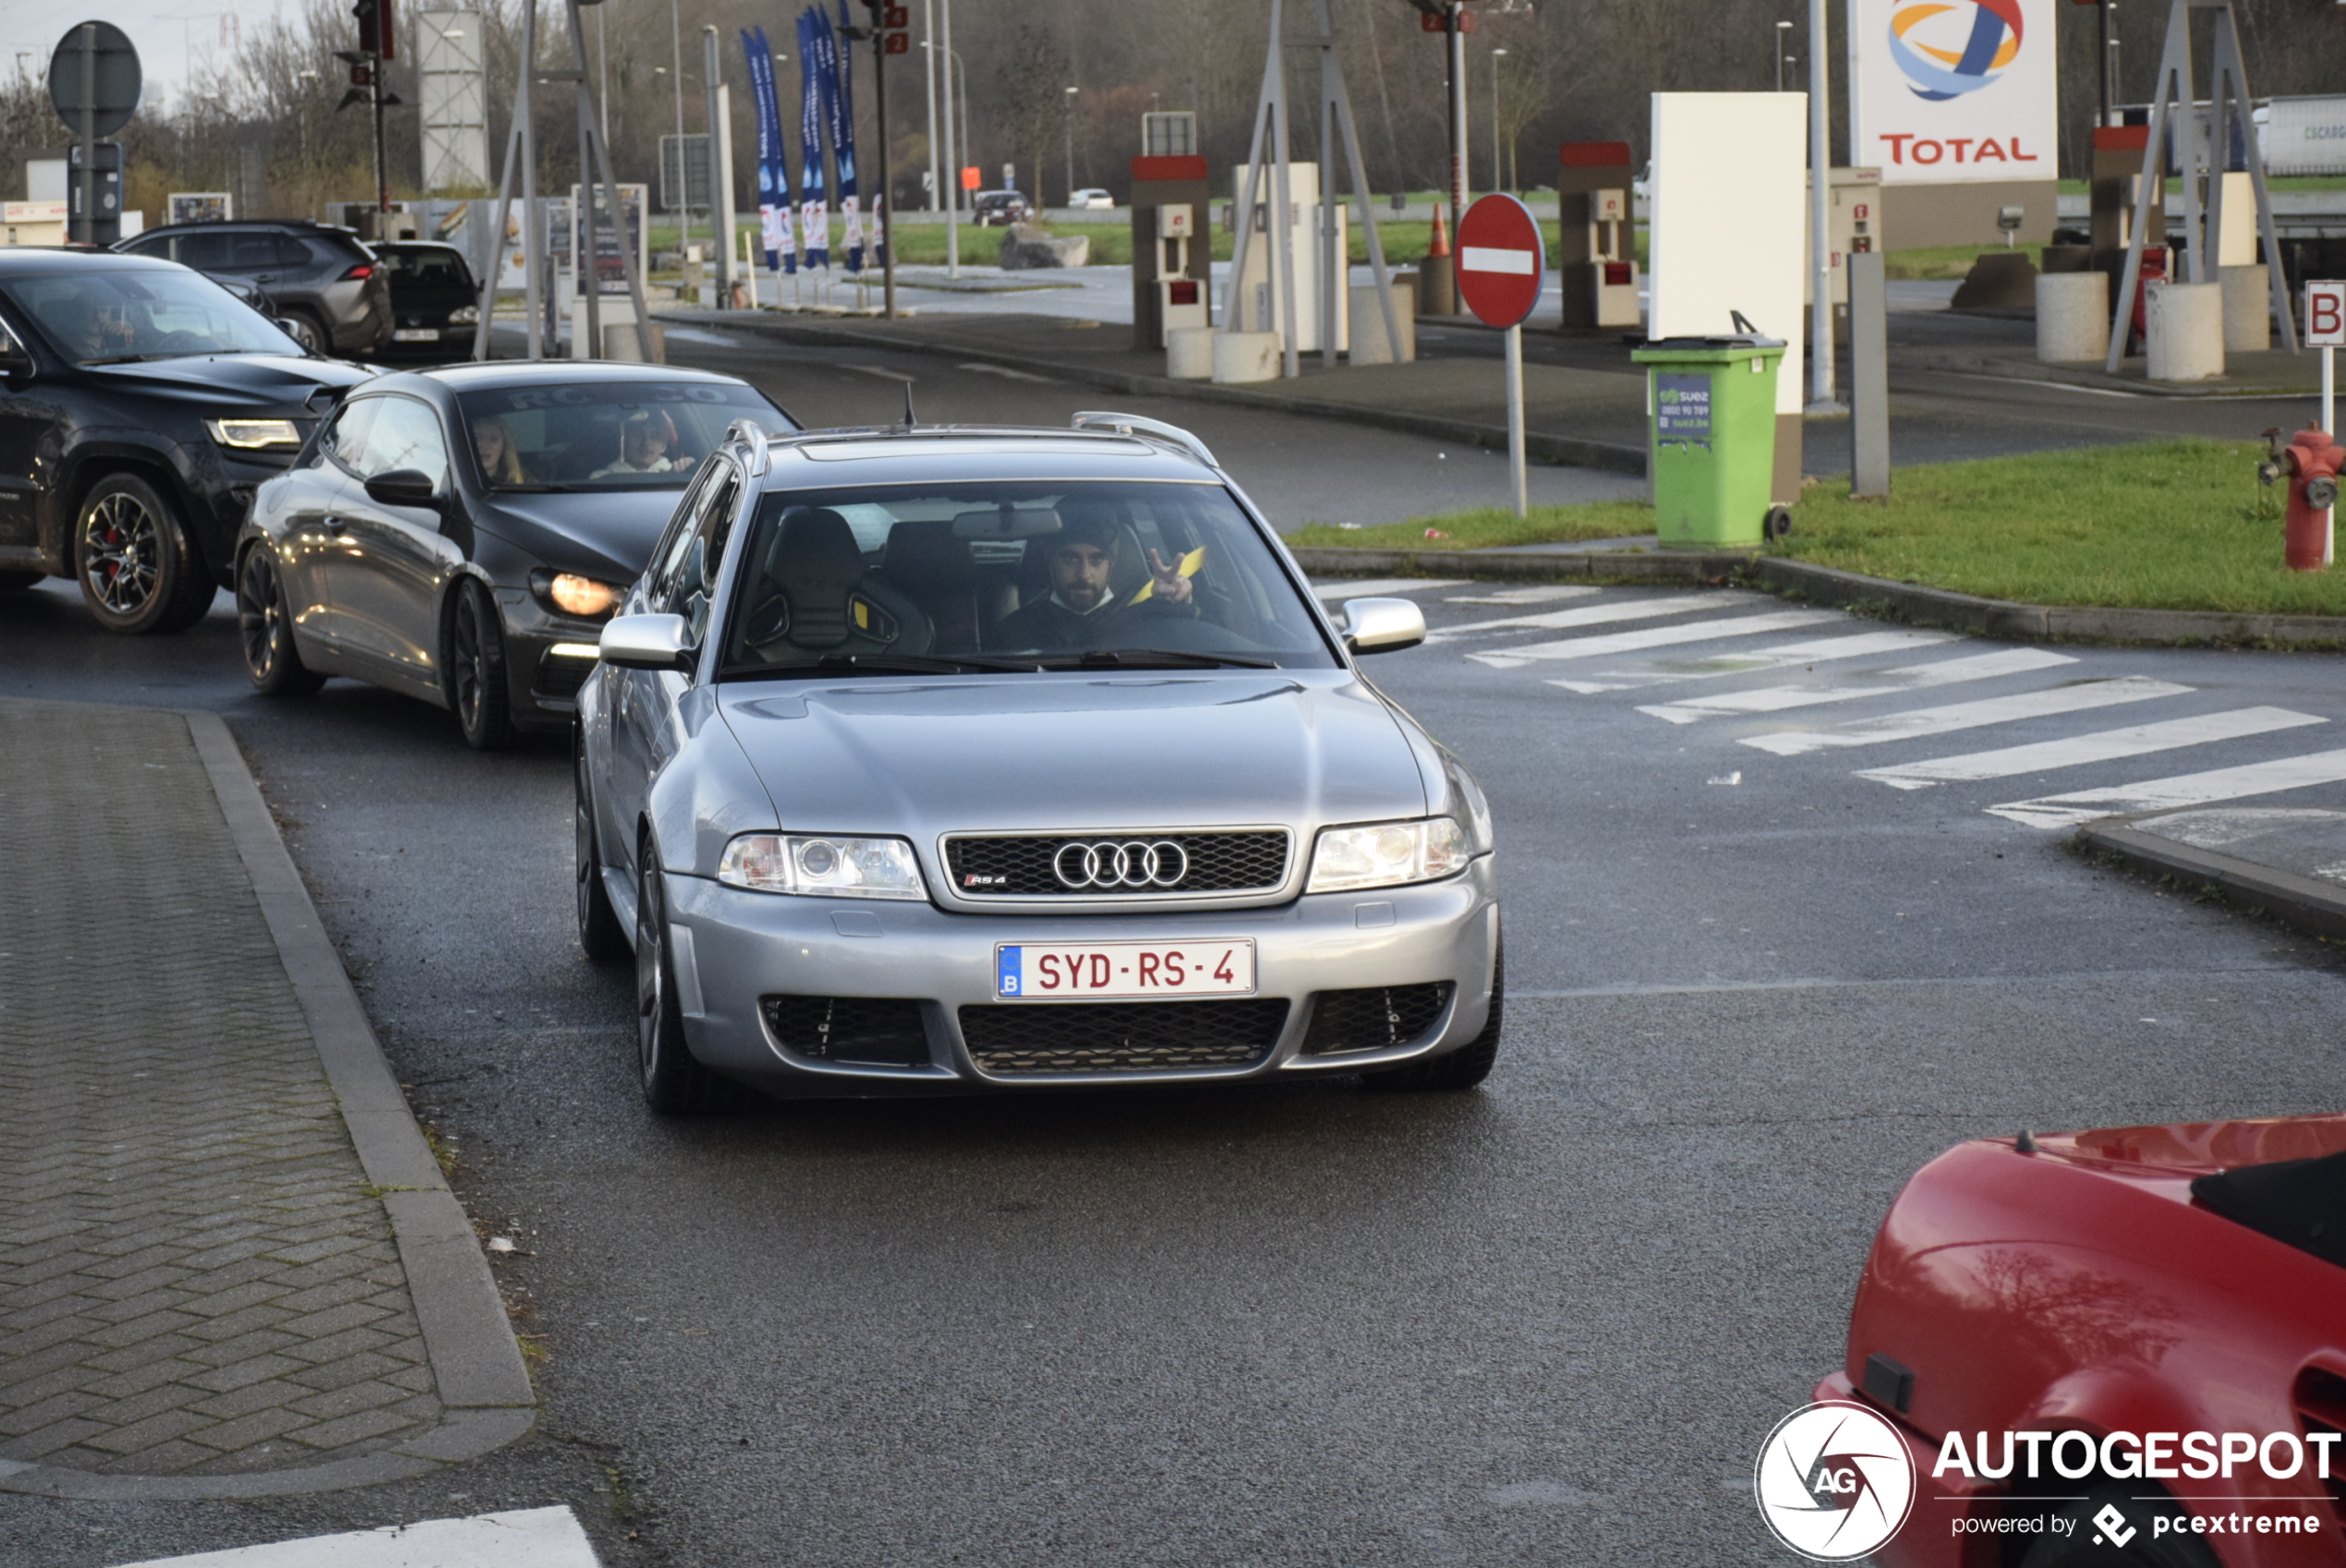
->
left=1456, top=193, right=1546, bottom=330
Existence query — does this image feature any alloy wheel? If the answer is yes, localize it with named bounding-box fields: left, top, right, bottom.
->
left=451, top=591, right=489, bottom=733
left=81, top=491, right=161, bottom=617
left=236, top=552, right=284, bottom=679
left=635, top=873, right=664, bottom=1081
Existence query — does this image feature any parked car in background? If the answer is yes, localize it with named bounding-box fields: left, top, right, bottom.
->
left=0, top=249, right=374, bottom=632
left=234, top=361, right=798, bottom=749
left=1067, top=188, right=1116, bottom=211
left=1817, top=1112, right=2346, bottom=1566
left=973, top=190, right=1033, bottom=227
left=372, top=241, right=481, bottom=362
left=575, top=412, right=1501, bottom=1115
left=115, top=221, right=393, bottom=357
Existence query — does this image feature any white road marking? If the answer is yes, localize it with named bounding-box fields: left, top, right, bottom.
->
left=1446, top=585, right=1603, bottom=605
left=1467, top=608, right=1844, bottom=667
left=1433, top=592, right=1727, bottom=641
left=1309, top=578, right=1471, bottom=599
left=107, top=1508, right=600, bottom=1568
left=956, top=361, right=1061, bottom=382
left=1647, top=647, right=2078, bottom=728
left=1989, top=748, right=2346, bottom=830
left=1544, top=629, right=1958, bottom=693
left=841, top=363, right=915, bottom=381
left=1857, top=707, right=2327, bottom=790
left=1732, top=671, right=2178, bottom=750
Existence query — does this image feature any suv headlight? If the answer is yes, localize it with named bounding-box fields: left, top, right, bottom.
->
left=718, top=834, right=927, bottom=900
left=204, top=417, right=303, bottom=450
left=449, top=305, right=480, bottom=325
left=1306, top=817, right=1469, bottom=894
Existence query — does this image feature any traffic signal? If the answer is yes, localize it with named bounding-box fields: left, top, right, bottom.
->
left=353, top=0, right=394, bottom=59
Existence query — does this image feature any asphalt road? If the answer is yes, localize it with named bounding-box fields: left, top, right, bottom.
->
left=4, top=348, right=2345, bottom=1568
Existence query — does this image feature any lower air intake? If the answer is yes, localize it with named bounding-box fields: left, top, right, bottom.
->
left=762, top=995, right=930, bottom=1067
left=1300, top=983, right=1454, bottom=1055
left=958, top=999, right=1290, bottom=1074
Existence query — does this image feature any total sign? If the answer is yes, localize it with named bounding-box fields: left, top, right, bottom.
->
left=1848, top=0, right=2057, bottom=184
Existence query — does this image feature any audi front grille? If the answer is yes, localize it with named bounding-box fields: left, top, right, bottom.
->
left=942, top=830, right=1290, bottom=898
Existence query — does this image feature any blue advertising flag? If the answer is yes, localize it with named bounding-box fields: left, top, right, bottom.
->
left=740, top=29, right=795, bottom=271
left=796, top=9, right=829, bottom=269
left=829, top=0, right=862, bottom=271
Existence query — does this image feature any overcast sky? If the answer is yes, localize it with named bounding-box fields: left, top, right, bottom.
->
left=6, top=0, right=304, bottom=111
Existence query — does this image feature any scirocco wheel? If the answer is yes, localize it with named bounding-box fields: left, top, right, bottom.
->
left=236, top=547, right=325, bottom=695
left=446, top=578, right=517, bottom=751
left=75, top=473, right=214, bottom=634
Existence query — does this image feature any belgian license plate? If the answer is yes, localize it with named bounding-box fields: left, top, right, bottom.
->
left=995, top=940, right=1255, bottom=1000
left=393, top=328, right=437, bottom=342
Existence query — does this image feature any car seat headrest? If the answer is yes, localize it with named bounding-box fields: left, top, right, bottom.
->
left=768, top=508, right=865, bottom=648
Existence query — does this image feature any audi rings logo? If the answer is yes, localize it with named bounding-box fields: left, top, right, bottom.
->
left=1754, top=1401, right=1917, bottom=1562
left=1053, top=839, right=1189, bottom=890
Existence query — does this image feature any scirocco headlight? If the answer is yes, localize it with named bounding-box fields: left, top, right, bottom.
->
left=529, top=569, right=625, bottom=620
left=1305, top=817, right=1469, bottom=894
left=718, top=834, right=927, bottom=900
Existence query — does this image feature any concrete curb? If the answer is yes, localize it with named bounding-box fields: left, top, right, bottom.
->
left=0, top=713, right=536, bottom=1502
left=1291, top=546, right=2346, bottom=648
left=656, top=308, right=1651, bottom=475
left=2075, top=815, right=2346, bottom=944
left=1893, top=345, right=2321, bottom=401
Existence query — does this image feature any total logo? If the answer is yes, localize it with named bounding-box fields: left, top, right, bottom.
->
left=1889, top=0, right=2026, bottom=102
left=1755, top=1401, right=1918, bottom=1562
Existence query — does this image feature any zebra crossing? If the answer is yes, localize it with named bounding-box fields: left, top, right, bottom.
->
left=1314, top=579, right=2346, bottom=832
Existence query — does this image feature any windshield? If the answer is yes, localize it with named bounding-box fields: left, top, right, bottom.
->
left=716, top=481, right=1337, bottom=676
left=8, top=267, right=300, bottom=364
left=454, top=380, right=796, bottom=491
left=380, top=247, right=471, bottom=287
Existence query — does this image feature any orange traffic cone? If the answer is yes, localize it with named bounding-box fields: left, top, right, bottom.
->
left=1423, top=203, right=1456, bottom=316
left=1428, top=203, right=1451, bottom=257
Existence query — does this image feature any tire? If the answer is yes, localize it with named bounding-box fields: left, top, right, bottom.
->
left=1361, top=936, right=1503, bottom=1093
left=635, top=842, right=738, bottom=1115
left=74, top=472, right=214, bottom=635
left=445, top=578, right=517, bottom=751
left=283, top=309, right=329, bottom=356
left=0, top=571, right=41, bottom=591
left=574, top=725, right=629, bottom=963
left=2014, top=1482, right=2219, bottom=1568
left=235, top=546, right=326, bottom=695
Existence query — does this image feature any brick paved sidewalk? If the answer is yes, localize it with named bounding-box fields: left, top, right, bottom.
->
left=0, top=699, right=528, bottom=1495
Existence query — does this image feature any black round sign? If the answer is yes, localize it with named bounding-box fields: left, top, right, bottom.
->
left=48, top=21, right=141, bottom=138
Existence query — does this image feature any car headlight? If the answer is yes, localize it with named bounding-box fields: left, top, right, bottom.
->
left=203, top=417, right=304, bottom=450
left=530, top=570, right=624, bottom=620
left=718, top=834, right=928, bottom=900
left=449, top=305, right=480, bottom=325
left=1305, top=817, right=1469, bottom=894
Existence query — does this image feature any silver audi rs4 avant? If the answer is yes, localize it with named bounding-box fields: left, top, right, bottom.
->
left=574, top=414, right=1500, bottom=1112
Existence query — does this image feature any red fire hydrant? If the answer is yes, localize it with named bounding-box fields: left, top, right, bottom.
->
left=2283, top=425, right=2342, bottom=572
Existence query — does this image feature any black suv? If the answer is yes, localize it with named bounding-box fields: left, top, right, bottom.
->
left=115, top=221, right=393, bottom=357
left=0, top=249, right=374, bottom=633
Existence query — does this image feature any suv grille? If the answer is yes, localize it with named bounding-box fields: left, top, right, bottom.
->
left=943, top=831, right=1290, bottom=897
left=959, top=1000, right=1290, bottom=1074
left=762, top=995, right=929, bottom=1067
left=1300, top=983, right=1455, bottom=1055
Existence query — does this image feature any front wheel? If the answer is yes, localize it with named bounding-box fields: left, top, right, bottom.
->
left=75, top=473, right=214, bottom=634
left=283, top=309, right=329, bottom=356
left=1361, top=937, right=1503, bottom=1093
left=445, top=578, right=517, bottom=751
left=236, top=547, right=325, bottom=695
left=575, top=726, right=629, bottom=962
left=635, top=844, right=739, bottom=1116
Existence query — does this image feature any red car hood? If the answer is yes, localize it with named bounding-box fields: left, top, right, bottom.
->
left=2030, top=1112, right=2346, bottom=1179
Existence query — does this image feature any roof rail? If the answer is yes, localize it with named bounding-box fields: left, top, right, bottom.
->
left=1070, top=411, right=1218, bottom=469
left=724, top=417, right=772, bottom=477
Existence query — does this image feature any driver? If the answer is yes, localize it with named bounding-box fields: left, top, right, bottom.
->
left=68, top=294, right=138, bottom=360
left=591, top=408, right=696, bottom=478
left=994, top=513, right=1195, bottom=650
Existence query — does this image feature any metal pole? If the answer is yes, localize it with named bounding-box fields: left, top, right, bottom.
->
left=671, top=0, right=684, bottom=246
left=706, top=26, right=731, bottom=308
left=941, top=0, right=959, bottom=277
left=923, top=0, right=938, bottom=211
left=2099, top=0, right=2116, bottom=126
left=1268, top=0, right=1300, bottom=379
left=1445, top=3, right=1466, bottom=234
left=373, top=35, right=391, bottom=212
left=1320, top=58, right=1336, bottom=369
left=1775, top=21, right=1790, bottom=92
left=2325, top=345, right=2335, bottom=439
left=1807, top=0, right=1839, bottom=412
left=79, top=25, right=94, bottom=246
left=1490, top=50, right=1502, bottom=199
left=877, top=18, right=895, bottom=320
left=1505, top=321, right=1526, bottom=517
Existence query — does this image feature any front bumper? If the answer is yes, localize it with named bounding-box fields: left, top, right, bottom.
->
left=1812, top=1371, right=2001, bottom=1568
left=662, top=858, right=1500, bottom=1097
left=496, top=588, right=611, bottom=729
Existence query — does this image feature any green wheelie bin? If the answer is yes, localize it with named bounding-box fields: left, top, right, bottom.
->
left=1631, top=332, right=1786, bottom=549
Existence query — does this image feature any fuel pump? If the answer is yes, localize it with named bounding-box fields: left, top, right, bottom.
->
left=1558, top=141, right=1639, bottom=331
left=1155, top=205, right=1206, bottom=338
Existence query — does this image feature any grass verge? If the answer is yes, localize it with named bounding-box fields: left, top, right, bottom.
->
left=1297, top=439, right=2345, bottom=618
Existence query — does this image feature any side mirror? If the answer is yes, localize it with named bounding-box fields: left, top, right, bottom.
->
left=599, top=612, right=694, bottom=672
left=0, top=328, right=32, bottom=381
left=1341, top=597, right=1426, bottom=657
left=363, top=469, right=442, bottom=512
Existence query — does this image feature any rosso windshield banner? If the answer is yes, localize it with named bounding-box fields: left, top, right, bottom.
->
left=1846, top=0, right=2057, bottom=185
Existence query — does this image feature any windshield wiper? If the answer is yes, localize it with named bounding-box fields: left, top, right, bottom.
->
left=81, top=353, right=193, bottom=365
left=1037, top=648, right=1277, bottom=670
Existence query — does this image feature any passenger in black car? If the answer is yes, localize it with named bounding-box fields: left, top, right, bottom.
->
left=993, top=511, right=1197, bottom=651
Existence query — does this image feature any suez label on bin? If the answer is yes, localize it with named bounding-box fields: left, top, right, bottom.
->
left=1654, top=373, right=1712, bottom=442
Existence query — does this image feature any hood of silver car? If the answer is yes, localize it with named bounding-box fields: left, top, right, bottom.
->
left=717, top=670, right=1427, bottom=836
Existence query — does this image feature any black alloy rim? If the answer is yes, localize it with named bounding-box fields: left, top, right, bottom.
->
left=451, top=589, right=490, bottom=734
left=635, top=870, right=663, bottom=1080
left=82, top=491, right=161, bottom=616
left=575, top=743, right=599, bottom=922
left=237, top=552, right=282, bottom=677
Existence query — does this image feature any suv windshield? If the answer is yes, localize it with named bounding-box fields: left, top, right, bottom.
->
left=453, top=380, right=797, bottom=490
left=8, top=268, right=299, bottom=364
left=717, top=481, right=1337, bottom=676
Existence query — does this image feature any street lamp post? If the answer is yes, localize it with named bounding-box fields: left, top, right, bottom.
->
left=1775, top=19, right=1793, bottom=91
left=670, top=0, right=685, bottom=247
left=1063, top=85, right=1077, bottom=208
left=922, top=0, right=939, bottom=211
left=1490, top=49, right=1506, bottom=197
left=938, top=0, right=959, bottom=277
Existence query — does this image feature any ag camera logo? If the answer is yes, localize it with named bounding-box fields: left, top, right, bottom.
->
left=1755, top=1400, right=1917, bottom=1561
